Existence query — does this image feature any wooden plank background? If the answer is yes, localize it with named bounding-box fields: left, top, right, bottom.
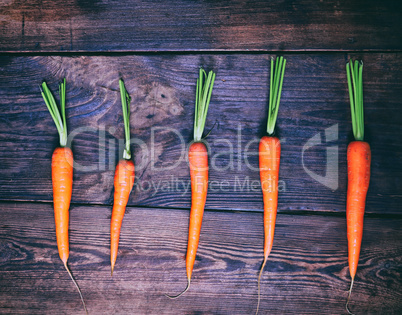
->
left=0, top=0, right=402, bottom=52
left=0, top=54, right=401, bottom=214
left=1, top=202, right=401, bottom=314
left=0, top=0, right=401, bottom=314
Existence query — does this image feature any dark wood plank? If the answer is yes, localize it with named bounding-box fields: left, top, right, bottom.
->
left=0, top=0, right=401, bottom=52
left=0, top=54, right=401, bottom=214
left=0, top=202, right=401, bottom=314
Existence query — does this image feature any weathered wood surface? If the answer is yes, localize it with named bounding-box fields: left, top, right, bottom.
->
left=0, top=202, right=401, bottom=314
left=1, top=0, right=402, bottom=52
left=0, top=54, right=401, bottom=214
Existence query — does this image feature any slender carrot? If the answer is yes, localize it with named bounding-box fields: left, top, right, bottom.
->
left=345, top=60, right=371, bottom=315
left=52, top=146, right=73, bottom=264
left=40, top=79, right=87, bottom=314
left=187, top=141, right=208, bottom=281
left=110, top=79, right=135, bottom=275
left=166, top=68, right=215, bottom=299
left=256, top=56, right=286, bottom=315
left=111, top=159, right=134, bottom=274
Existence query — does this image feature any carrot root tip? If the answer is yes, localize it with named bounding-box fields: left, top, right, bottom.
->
left=346, top=278, right=355, bottom=315
left=256, top=258, right=268, bottom=315
left=165, top=277, right=191, bottom=299
left=64, top=262, right=88, bottom=315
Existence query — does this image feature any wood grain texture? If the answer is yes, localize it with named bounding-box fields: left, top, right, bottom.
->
left=0, top=54, right=401, bottom=214
left=1, top=0, right=402, bottom=52
left=0, top=202, right=401, bottom=314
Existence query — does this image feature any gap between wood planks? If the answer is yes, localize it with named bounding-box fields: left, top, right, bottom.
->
left=1, top=199, right=401, bottom=220
left=1, top=50, right=402, bottom=57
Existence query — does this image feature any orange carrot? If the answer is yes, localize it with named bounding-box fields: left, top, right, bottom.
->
left=259, top=136, right=281, bottom=263
left=186, top=141, right=208, bottom=281
left=41, top=79, right=87, bottom=314
left=110, top=79, right=135, bottom=275
left=345, top=60, right=371, bottom=314
left=111, top=159, right=135, bottom=274
left=256, top=56, right=286, bottom=314
left=167, top=68, right=215, bottom=298
left=347, top=141, right=371, bottom=278
left=52, top=146, right=73, bottom=264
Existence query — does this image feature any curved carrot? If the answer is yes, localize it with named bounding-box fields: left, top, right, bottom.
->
left=41, top=79, right=87, bottom=314
left=345, top=60, right=370, bottom=314
left=110, top=79, right=135, bottom=275
left=111, top=159, right=135, bottom=274
left=256, top=57, right=286, bottom=314
left=52, top=146, right=73, bottom=264
left=166, top=142, right=209, bottom=299
left=187, top=141, right=208, bottom=281
left=166, top=68, right=215, bottom=299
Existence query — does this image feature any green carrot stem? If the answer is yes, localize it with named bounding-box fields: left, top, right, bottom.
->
left=346, top=60, right=364, bottom=141
left=266, top=56, right=286, bottom=135
left=40, top=79, right=67, bottom=147
left=119, top=79, right=132, bottom=160
left=193, top=68, right=216, bottom=142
